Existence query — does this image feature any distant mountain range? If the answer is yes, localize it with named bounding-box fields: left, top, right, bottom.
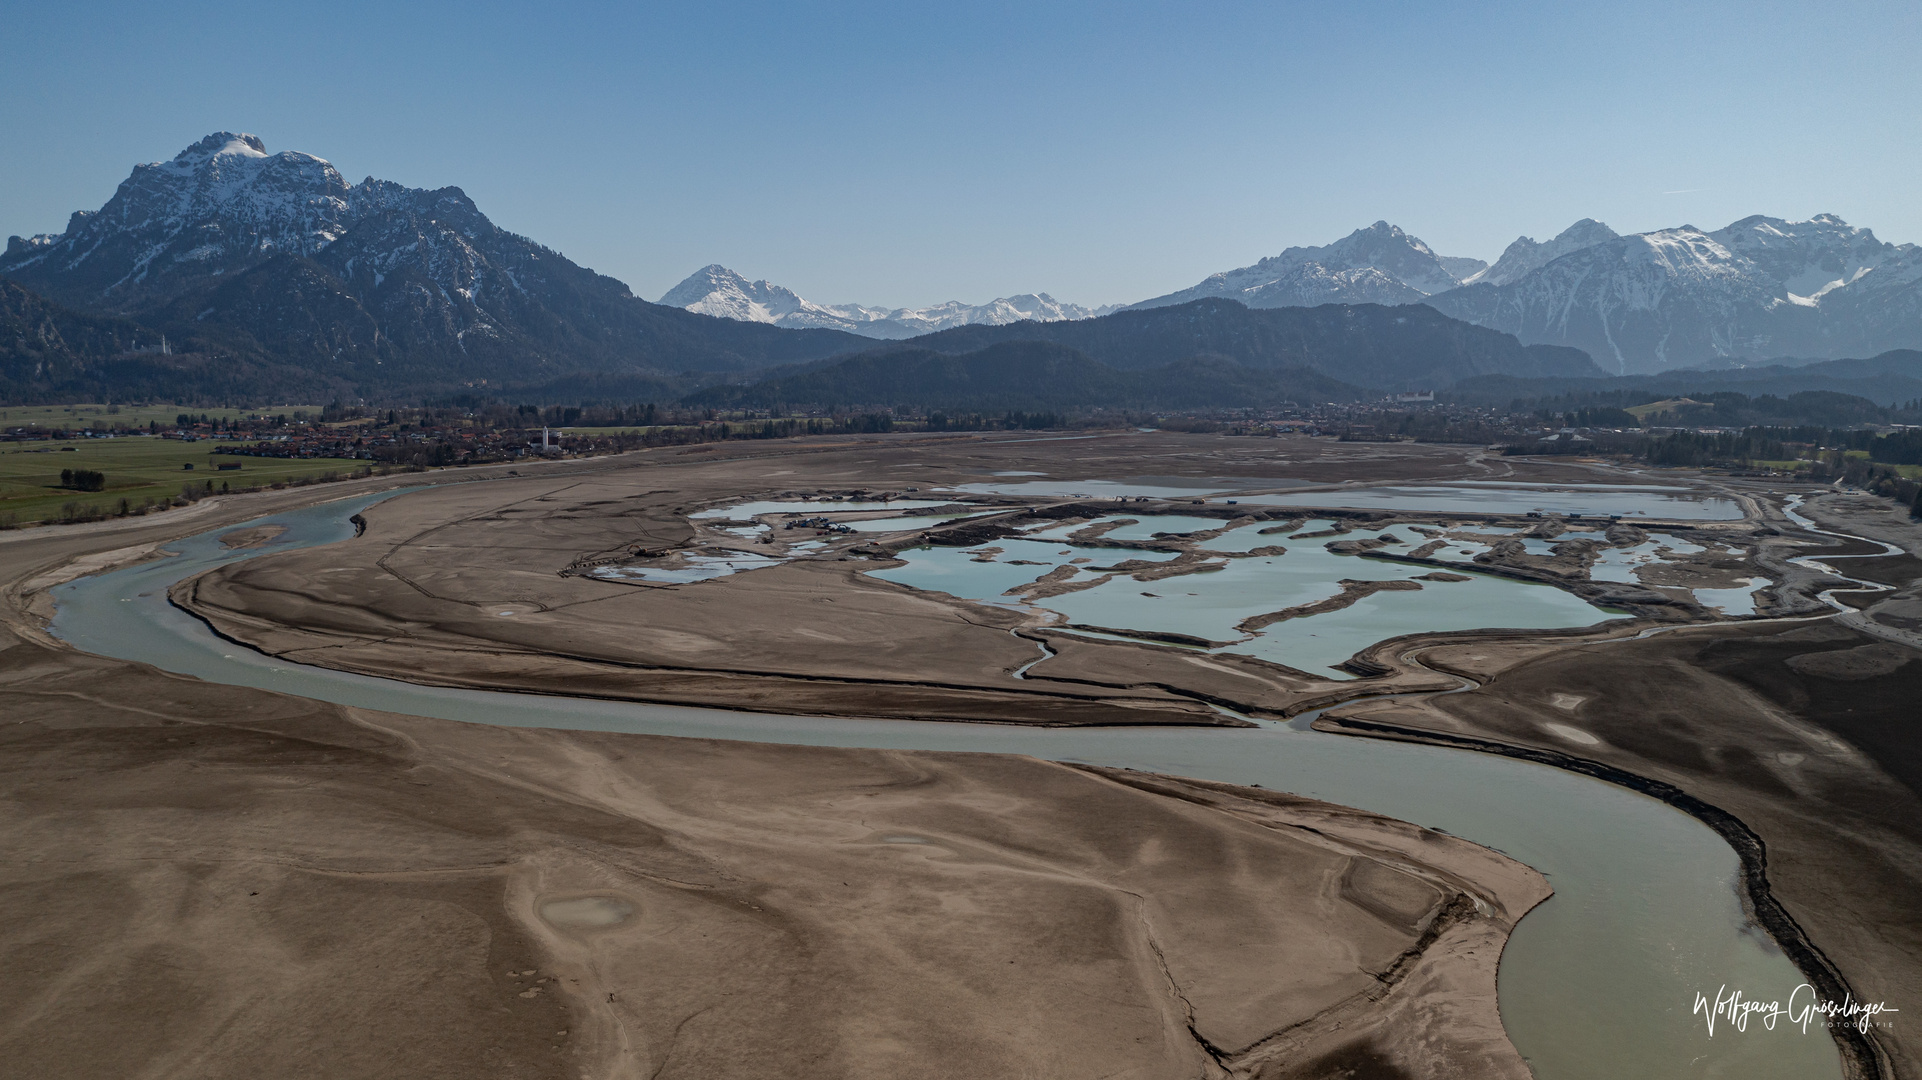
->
left=1132, top=215, right=1922, bottom=373
left=671, top=215, right=1922, bottom=375
left=0, top=132, right=867, bottom=400
left=688, top=341, right=1365, bottom=412
left=1131, top=221, right=1484, bottom=309
left=905, top=298, right=1605, bottom=385
left=659, top=265, right=1119, bottom=340
left=0, top=131, right=1610, bottom=406
left=1427, top=214, right=1922, bottom=374
left=7, top=131, right=1920, bottom=407
left=686, top=299, right=1606, bottom=412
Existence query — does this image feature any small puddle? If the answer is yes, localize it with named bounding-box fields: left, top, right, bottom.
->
left=539, top=895, right=636, bottom=929
left=1693, top=577, right=1769, bottom=616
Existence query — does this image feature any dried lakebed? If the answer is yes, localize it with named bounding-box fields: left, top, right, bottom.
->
left=50, top=489, right=1844, bottom=1080
left=868, top=518, right=1627, bottom=677
left=622, top=496, right=1764, bottom=678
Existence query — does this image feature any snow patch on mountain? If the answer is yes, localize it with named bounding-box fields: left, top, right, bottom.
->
left=1427, top=214, right=1922, bottom=372
left=659, top=265, right=1117, bottom=339
left=1, top=131, right=654, bottom=374
left=661, top=265, right=833, bottom=326
left=1130, top=221, right=1484, bottom=310
left=0, top=131, right=365, bottom=302
left=1239, top=263, right=1428, bottom=307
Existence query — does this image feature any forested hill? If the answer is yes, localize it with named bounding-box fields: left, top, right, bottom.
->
left=893, top=298, right=1606, bottom=388
left=687, top=341, right=1365, bottom=411
left=1448, top=350, right=1922, bottom=410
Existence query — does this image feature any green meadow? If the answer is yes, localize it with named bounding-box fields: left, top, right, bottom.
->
left=0, top=437, right=360, bottom=524
left=0, top=403, right=326, bottom=430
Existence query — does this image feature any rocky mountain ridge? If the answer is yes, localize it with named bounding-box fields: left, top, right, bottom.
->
left=687, top=341, right=1366, bottom=412
left=1135, top=214, right=1922, bottom=372
left=883, top=298, right=1605, bottom=389
left=1131, top=221, right=1484, bottom=311
left=1428, top=214, right=1922, bottom=373
left=1462, top=219, right=1622, bottom=287
left=10, top=131, right=1917, bottom=394
left=0, top=132, right=868, bottom=396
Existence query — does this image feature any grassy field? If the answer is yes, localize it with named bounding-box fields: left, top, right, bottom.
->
left=1624, top=398, right=1708, bottom=421
left=0, top=437, right=361, bottom=524
left=0, top=403, right=326, bottom=430
left=1746, top=458, right=1921, bottom=478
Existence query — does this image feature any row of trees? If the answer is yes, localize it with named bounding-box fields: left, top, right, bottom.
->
left=1513, top=389, right=1921, bottom=429
left=1637, top=426, right=1922, bottom=468
left=1629, top=426, right=1922, bottom=518
left=58, top=468, right=105, bottom=491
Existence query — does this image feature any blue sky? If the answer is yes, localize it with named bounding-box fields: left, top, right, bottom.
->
left=3, top=0, right=1916, bottom=309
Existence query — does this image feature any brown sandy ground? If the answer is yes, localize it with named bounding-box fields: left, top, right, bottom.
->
left=183, top=458, right=1797, bottom=725
left=0, top=436, right=1566, bottom=1079
left=0, top=623, right=1549, bottom=1079
left=173, top=434, right=1546, bottom=726
left=1789, top=491, right=1922, bottom=650
left=1321, top=619, right=1922, bottom=1079
left=14, top=436, right=1893, bottom=1074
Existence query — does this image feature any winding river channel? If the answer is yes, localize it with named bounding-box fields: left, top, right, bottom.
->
left=51, top=489, right=1845, bottom=1079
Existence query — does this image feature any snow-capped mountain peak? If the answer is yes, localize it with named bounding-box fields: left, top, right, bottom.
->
left=1426, top=213, right=1922, bottom=373
left=170, top=131, right=270, bottom=165
left=0, top=130, right=625, bottom=369
left=1129, top=221, right=1486, bottom=311
left=1, top=129, right=891, bottom=390
left=0, top=131, right=363, bottom=303
left=659, top=265, right=823, bottom=325
left=1710, top=213, right=1890, bottom=299
left=658, top=266, right=1116, bottom=339
left=1464, top=218, right=1620, bottom=286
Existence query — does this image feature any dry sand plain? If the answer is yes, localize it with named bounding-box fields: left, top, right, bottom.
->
left=0, top=433, right=1573, bottom=1079
left=8, top=429, right=1918, bottom=1077
left=0, top=631, right=1549, bottom=1079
